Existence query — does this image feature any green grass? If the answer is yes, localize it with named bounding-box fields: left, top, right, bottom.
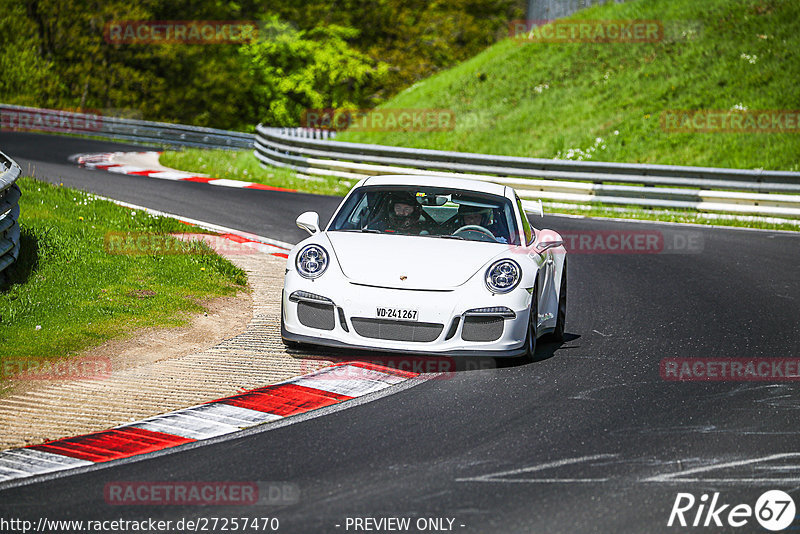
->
left=539, top=202, right=800, bottom=231
left=336, top=0, right=800, bottom=171
left=160, top=149, right=354, bottom=196
left=0, top=177, right=247, bottom=368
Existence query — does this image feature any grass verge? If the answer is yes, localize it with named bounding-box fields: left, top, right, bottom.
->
left=0, top=177, right=247, bottom=369
left=538, top=202, right=800, bottom=231
left=336, top=0, right=800, bottom=171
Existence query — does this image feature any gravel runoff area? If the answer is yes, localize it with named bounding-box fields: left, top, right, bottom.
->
left=0, top=237, right=333, bottom=450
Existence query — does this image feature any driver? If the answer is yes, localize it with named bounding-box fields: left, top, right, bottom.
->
left=377, top=193, right=426, bottom=234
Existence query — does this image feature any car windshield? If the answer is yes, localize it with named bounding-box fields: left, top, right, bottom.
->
left=328, top=186, right=520, bottom=245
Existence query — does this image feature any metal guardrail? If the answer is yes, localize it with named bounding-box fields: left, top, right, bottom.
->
left=0, top=150, right=21, bottom=283
left=254, top=125, right=800, bottom=218
left=0, top=104, right=254, bottom=150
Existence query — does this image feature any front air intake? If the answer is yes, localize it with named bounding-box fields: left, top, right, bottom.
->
left=351, top=318, right=443, bottom=342
left=297, top=301, right=335, bottom=330
left=461, top=316, right=504, bottom=342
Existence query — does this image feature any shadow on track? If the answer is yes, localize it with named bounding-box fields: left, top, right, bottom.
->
left=284, top=331, right=581, bottom=375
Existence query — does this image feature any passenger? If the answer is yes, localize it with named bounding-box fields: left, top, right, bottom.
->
left=450, top=204, right=507, bottom=243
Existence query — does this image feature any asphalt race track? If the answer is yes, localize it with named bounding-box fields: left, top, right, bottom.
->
left=2, top=132, right=800, bottom=533
left=0, top=131, right=341, bottom=244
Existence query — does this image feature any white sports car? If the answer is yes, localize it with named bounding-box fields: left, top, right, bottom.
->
left=281, top=175, right=567, bottom=359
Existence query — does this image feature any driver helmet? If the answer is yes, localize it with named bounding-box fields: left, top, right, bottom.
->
left=457, top=204, right=491, bottom=227
left=386, top=192, right=421, bottom=229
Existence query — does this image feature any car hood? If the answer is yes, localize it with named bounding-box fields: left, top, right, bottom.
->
left=326, top=232, right=507, bottom=290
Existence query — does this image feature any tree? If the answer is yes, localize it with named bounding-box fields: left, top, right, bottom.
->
left=241, top=16, right=388, bottom=126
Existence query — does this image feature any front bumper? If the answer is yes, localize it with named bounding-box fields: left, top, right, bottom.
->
left=282, top=271, right=532, bottom=357
left=281, top=321, right=528, bottom=358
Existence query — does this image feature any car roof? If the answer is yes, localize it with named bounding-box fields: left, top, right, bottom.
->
left=360, top=174, right=510, bottom=198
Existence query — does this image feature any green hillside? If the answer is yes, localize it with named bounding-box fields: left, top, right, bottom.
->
left=338, top=0, right=799, bottom=171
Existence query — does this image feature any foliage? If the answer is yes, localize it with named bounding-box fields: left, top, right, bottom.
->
left=240, top=16, right=388, bottom=126
left=0, top=0, right=523, bottom=129
left=338, top=0, right=800, bottom=170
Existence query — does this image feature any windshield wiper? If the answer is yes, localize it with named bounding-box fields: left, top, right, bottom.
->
left=428, top=234, right=464, bottom=240
left=337, top=228, right=381, bottom=234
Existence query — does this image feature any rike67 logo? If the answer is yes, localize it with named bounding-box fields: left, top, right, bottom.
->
left=668, top=490, right=796, bottom=531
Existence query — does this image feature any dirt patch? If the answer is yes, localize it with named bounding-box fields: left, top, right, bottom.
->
left=1, top=291, right=253, bottom=400
left=0, top=239, right=334, bottom=450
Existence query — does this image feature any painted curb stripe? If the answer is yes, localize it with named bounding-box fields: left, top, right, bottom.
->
left=131, top=413, right=242, bottom=440
left=30, top=428, right=195, bottom=463
left=73, top=151, right=297, bottom=192
left=245, top=183, right=295, bottom=192
left=147, top=171, right=194, bottom=180
left=207, top=178, right=250, bottom=188
left=107, top=165, right=147, bottom=175
left=347, top=360, right=420, bottom=379
left=77, top=193, right=293, bottom=259
left=0, top=363, right=420, bottom=484
left=0, top=450, right=93, bottom=482
left=161, top=402, right=284, bottom=427
left=221, top=384, right=352, bottom=416
left=290, top=365, right=408, bottom=397
left=213, top=232, right=291, bottom=259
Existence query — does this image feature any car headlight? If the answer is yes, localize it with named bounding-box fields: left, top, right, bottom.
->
left=485, top=259, right=521, bottom=293
left=296, top=245, right=329, bottom=279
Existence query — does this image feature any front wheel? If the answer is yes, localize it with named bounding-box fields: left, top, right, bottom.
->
left=550, top=258, right=567, bottom=343
left=524, top=283, right=538, bottom=361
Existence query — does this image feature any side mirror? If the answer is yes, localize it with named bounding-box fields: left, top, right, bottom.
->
left=296, top=211, right=320, bottom=235
left=535, top=238, right=564, bottom=253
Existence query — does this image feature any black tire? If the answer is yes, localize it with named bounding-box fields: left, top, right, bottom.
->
left=550, top=258, right=567, bottom=343
left=524, top=283, right=538, bottom=362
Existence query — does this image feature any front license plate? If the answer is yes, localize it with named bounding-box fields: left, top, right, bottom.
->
left=376, top=307, right=418, bottom=321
